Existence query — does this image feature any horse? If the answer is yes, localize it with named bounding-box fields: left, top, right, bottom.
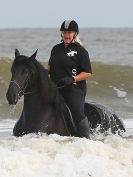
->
left=6, top=49, right=125, bottom=137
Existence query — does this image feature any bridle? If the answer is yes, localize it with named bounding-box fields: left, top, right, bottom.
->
left=10, top=73, right=34, bottom=98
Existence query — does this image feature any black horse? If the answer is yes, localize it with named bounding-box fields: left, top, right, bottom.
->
left=6, top=49, right=125, bottom=137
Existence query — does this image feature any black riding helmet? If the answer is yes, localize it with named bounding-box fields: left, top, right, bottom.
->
left=60, top=20, right=79, bottom=34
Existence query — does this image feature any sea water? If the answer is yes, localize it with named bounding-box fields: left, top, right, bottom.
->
left=0, top=28, right=133, bottom=177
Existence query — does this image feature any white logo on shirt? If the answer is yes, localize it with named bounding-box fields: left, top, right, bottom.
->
left=67, top=50, right=77, bottom=57
left=72, top=69, right=77, bottom=76
left=72, top=69, right=77, bottom=85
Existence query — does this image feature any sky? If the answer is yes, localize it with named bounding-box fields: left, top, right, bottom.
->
left=0, top=0, right=133, bottom=28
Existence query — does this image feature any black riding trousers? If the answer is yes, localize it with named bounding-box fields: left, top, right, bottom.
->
left=59, top=85, right=86, bottom=125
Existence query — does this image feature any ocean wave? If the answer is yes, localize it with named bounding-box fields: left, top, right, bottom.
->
left=1, top=58, right=133, bottom=94
left=0, top=58, right=133, bottom=119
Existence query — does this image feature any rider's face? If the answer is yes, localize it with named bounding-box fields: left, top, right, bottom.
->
left=61, top=31, right=76, bottom=45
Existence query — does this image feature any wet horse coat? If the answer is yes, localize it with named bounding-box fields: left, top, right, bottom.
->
left=6, top=49, right=71, bottom=136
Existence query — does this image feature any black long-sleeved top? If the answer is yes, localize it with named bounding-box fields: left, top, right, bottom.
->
left=49, top=42, right=92, bottom=93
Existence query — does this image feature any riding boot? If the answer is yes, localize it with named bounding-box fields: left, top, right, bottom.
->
left=77, top=117, right=90, bottom=139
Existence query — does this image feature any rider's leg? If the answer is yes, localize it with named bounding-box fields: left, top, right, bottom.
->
left=59, top=86, right=90, bottom=138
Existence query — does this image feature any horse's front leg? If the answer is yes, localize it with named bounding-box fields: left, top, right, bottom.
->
left=13, top=113, right=26, bottom=137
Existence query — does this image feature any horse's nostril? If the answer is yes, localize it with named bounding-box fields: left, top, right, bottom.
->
left=6, top=91, right=18, bottom=105
left=13, top=93, right=18, bottom=102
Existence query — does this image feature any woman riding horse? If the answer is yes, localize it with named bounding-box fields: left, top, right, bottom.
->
left=48, top=20, right=92, bottom=138
left=6, top=49, right=125, bottom=137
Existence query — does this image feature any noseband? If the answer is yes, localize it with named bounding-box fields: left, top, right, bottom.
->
left=10, top=74, right=34, bottom=97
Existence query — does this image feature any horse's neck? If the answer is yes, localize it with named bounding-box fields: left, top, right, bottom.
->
left=24, top=71, right=65, bottom=115
left=24, top=92, right=44, bottom=111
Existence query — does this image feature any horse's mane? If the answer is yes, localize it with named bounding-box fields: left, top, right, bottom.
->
left=31, top=59, right=65, bottom=114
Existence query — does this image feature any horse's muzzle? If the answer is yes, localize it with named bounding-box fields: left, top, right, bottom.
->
left=6, top=90, right=18, bottom=105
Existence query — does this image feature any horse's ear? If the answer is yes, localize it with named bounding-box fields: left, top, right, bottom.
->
left=29, top=49, right=38, bottom=60
left=15, top=49, right=20, bottom=58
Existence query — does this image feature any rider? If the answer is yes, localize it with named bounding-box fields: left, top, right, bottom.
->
left=48, top=20, right=92, bottom=138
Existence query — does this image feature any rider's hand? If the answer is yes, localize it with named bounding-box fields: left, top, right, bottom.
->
left=57, top=77, right=75, bottom=88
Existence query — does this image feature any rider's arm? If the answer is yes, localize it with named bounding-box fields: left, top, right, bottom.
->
left=73, top=72, right=91, bottom=82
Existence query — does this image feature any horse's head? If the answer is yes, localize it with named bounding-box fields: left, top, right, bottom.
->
left=6, top=49, right=38, bottom=105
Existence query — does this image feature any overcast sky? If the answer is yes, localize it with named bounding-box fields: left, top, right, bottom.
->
left=0, top=0, right=133, bottom=28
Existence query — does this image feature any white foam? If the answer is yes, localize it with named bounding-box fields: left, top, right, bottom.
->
left=113, top=87, right=127, bottom=98
left=0, top=133, right=132, bottom=177
left=124, top=119, right=133, bottom=129
left=0, top=118, right=133, bottom=177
